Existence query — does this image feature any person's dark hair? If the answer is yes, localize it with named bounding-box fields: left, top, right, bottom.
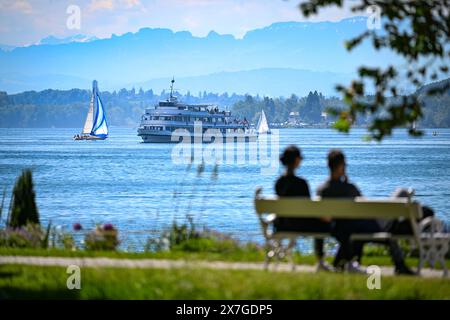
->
left=280, top=145, right=302, bottom=167
left=328, top=149, right=345, bottom=172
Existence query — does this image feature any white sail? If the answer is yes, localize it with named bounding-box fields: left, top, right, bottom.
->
left=257, top=110, right=270, bottom=134
left=82, top=95, right=94, bottom=134
left=91, top=93, right=108, bottom=137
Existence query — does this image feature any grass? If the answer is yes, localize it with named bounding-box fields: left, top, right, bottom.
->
left=0, top=264, right=449, bottom=299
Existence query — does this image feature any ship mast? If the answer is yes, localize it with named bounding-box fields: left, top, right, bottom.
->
left=169, top=77, right=175, bottom=101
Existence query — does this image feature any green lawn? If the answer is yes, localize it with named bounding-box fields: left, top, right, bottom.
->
left=1, top=264, right=449, bottom=299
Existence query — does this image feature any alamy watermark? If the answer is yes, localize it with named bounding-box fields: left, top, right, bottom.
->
left=366, top=5, right=381, bottom=30
left=66, top=264, right=81, bottom=290
left=170, top=122, right=279, bottom=175
left=366, top=265, right=381, bottom=290
left=66, top=5, right=81, bottom=30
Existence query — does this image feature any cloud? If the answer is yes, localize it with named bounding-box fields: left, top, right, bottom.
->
left=88, top=0, right=142, bottom=12
left=0, top=0, right=33, bottom=14
left=88, top=0, right=115, bottom=12
left=120, top=0, right=141, bottom=8
left=0, top=0, right=357, bottom=46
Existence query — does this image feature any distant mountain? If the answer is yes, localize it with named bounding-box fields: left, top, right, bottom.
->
left=417, top=78, right=450, bottom=128
left=38, top=34, right=99, bottom=46
left=0, top=44, right=15, bottom=52
left=0, top=73, right=91, bottom=93
left=0, top=17, right=401, bottom=94
left=133, top=68, right=354, bottom=97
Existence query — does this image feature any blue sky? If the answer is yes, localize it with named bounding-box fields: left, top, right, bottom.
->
left=0, top=0, right=356, bottom=46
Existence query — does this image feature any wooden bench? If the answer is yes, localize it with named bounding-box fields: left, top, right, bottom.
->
left=254, top=188, right=449, bottom=276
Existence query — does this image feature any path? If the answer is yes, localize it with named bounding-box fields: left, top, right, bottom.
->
left=0, top=256, right=446, bottom=278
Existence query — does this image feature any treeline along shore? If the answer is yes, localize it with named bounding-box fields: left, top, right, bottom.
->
left=0, top=78, right=449, bottom=129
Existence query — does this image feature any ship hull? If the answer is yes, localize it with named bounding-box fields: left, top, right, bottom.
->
left=139, top=134, right=175, bottom=143
left=138, top=130, right=257, bottom=143
left=74, top=135, right=107, bottom=141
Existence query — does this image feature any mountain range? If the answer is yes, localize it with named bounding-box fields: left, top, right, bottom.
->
left=0, top=17, right=401, bottom=95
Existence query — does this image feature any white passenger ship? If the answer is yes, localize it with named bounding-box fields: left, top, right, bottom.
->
left=137, top=79, right=258, bottom=143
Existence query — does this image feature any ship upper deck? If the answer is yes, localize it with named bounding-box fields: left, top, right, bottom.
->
left=145, top=102, right=232, bottom=118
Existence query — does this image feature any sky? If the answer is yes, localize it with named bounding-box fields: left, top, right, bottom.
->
left=0, top=0, right=356, bottom=46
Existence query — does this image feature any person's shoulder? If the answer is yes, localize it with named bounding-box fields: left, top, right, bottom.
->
left=275, top=175, right=287, bottom=191
left=345, top=180, right=362, bottom=196
left=275, top=175, right=287, bottom=186
left=316, top=179, right=331, bottom=195
left=289, top=175, right=308, bottom=188
left=295, top=176, right=308, bottom=184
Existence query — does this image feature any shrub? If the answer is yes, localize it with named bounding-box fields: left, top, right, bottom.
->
left=8, top=170, right=40, bottom=228
left=0, top=224, right=48, bottom=248
left=146, top=216, right=260, bottom=255
left=85, top=224, right=120, bottom=251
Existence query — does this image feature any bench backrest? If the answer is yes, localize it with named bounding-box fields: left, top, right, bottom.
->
left=254, top=192, right=422, bottom=220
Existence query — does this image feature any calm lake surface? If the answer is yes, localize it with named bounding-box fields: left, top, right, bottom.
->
left=0, top=127, right=449, bottom=250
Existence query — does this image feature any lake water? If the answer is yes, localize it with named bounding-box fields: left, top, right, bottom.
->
left=0, top=127, right=449, bottom=251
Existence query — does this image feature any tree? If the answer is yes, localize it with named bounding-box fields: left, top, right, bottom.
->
left=299, top=0, right=450, bottom=140
left=302, top=91, right=323, bottom=122
left=8, top=169, right=40, bottom=228
left=145, top=89, right=154, bottom=99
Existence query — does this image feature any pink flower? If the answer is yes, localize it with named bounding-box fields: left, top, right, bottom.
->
left=103, top=223, right=115, bottom=231
left=73, top=223, right=83, bottom=231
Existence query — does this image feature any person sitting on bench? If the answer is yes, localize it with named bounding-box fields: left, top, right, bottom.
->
left=317, top=149, right=414, bottom=275
left=274, top=145, right=333, bottom=272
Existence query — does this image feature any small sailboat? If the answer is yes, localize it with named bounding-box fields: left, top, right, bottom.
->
left=74, top=80, right=108, bottom=140
left=256, top=109, right=271, bottom=135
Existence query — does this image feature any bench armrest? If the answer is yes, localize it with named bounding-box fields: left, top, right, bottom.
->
left=419, top=216, right=445, bottom=234
left=263, top=213, right=276, bottom=224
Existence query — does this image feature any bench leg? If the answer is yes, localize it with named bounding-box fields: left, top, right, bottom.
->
left=264, top=240, right=274, bottom=270
left=264, top=238, right=297, bottom=271
left=264, top=253, right=270, bottom=270
left=439, top=254, right=448, bottom=278
left=274, top=241, right=282, bottom=270
left=438, top=241, right=449, bottom=278
left=286, top=238, right=297, bottom=271
left=417, top=245, right=424, bottom=276
left=264, top=239, right=280, bottom=271
left=418, top=238, right=449, bottom=278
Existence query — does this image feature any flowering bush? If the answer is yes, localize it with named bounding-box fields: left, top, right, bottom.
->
left=73, top=223, right=82, bottom=231
left=0, top=224, right=48, bottom=248
left=145, top=216, right=261, bottom=254
left=84, top=224, right=120, bottom=251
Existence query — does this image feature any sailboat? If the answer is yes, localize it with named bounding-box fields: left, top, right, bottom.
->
left=74, top=80, right=109, bottom=140
left=256, top=109, right=271, bottom=135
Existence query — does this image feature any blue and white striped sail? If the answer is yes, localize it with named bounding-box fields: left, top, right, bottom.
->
left=90, top=81, right=108, bottom=138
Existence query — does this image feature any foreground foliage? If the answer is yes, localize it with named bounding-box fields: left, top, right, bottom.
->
left=299, top=0, right=450, bottom=140
left=8, top=169, right=40, bottom=228
left=0, top=264, right=449, bottom=299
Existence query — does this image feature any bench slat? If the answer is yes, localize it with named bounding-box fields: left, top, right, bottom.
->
left=255, top=197, right=422, bottom=219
